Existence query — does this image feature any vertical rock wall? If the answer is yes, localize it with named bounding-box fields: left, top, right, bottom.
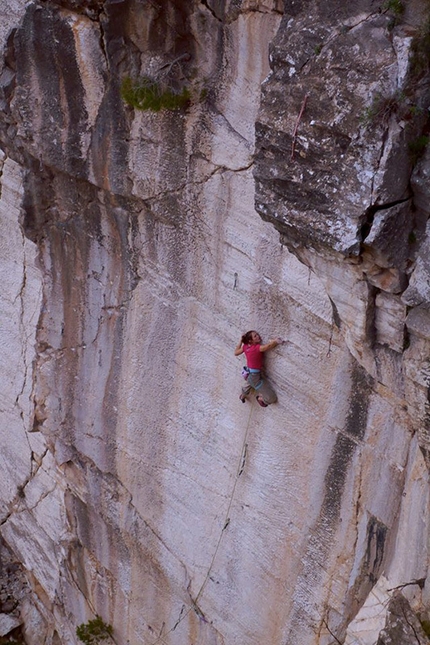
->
left=255, top=1, right=430, bottom=643
left=0, top=1, right=430, bottom=645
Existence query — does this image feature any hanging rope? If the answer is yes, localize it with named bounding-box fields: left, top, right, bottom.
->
left=148, top=403, right=254, bottom=644
left=195, top=402, right=253, bottom=603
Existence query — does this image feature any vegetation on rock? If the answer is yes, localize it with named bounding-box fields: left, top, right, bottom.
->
left=408, top=135, right=430, bottom=162
left=76, top=616, right=113, bottom=644
left=361, top=91, right=405, bottom=127
left=121, top=76, right=191, bottom=112
left=383, top=0, right=404, bottom=29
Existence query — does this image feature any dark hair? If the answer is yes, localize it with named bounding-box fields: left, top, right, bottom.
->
left=241, top=330, right=257, bottom=345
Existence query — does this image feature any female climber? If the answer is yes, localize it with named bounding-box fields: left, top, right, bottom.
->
left=234, top=331, right=282, bottom=407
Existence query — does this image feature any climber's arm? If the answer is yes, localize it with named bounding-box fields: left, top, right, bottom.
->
left=260, top=338, right=281, bottom=352
left=234, top=341, right=244, bottom=356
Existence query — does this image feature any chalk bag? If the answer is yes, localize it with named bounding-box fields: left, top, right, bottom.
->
left=241, top=366, right=250, bottom=380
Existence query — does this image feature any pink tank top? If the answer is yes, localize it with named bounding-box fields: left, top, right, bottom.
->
left=243, top=344, right=263, bottom=370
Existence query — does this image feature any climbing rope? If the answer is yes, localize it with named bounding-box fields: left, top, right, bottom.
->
left=195, top=401, right=253, bottom=603
left=148, top=402, right=254, bottom=644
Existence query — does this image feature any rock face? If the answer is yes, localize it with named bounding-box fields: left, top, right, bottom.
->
left=254, top=1, right=430, bottom=643
left=1, top=1, right=430, bottom=644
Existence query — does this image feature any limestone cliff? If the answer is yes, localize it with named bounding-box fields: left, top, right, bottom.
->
left=1, top=1, right=430, bottom=644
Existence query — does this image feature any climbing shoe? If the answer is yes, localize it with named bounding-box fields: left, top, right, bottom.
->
left=257, top=396, right=268, bottom=408
left=239, top=394, right=247, bottom=403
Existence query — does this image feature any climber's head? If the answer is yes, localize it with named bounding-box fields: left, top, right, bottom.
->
left=242, top=330, right=261, bottom=345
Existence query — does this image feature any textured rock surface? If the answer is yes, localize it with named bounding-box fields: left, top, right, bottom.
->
left=1, top=1, right=430, bottom=645
left=254, top=1, right=430, bottom=643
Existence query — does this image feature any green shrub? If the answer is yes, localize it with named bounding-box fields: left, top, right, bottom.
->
left=408, top=135, right=430, bottom=162
left=76, top=616, right=113, bottom=644
left=383, top=0, right=404, bottom=15
left=361, top=91, right=405, bottom=127
left=421, top=618, right=430, bottom=638
left=408, top=230, right=417, bottom=244
left=383, top=0, right=404, bottom=30
left=121, top=76, right=191, bottom=112
left=407, top=104, right=425, bottom=118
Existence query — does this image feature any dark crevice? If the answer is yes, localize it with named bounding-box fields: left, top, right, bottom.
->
left=38, top=0, right=105, bottom=22
left=200, top=0, right=223, bottom=22
left=403, top=326, right=411, bottom=351
left=329, top=296, right=341, bottom=329
left=4, top=28, right=17, bottom=72
left=359, top=196, right=411, bottom=242
left=387, top=579, right=426, bottom=592
left=98, top=10, right=108, bottom=65
left=366, top=285, right=378, bottom=349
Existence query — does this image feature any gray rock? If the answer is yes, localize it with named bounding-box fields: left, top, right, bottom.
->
left=0, top=612, right=21, bottom=636
left=377, top=593, right=429, bottom=645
